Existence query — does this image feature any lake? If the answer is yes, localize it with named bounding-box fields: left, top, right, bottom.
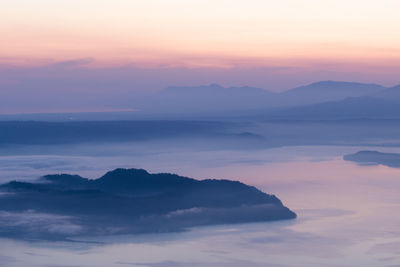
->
left=1, top=145, right=400, bottom=267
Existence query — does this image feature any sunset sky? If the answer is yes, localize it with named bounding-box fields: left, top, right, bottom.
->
left=1, top=0, right=400, bottom=113
left=2, top=0, right=400, bottom=67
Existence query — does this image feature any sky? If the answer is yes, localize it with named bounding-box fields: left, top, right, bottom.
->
left=1, top=0, right=400, bottom=113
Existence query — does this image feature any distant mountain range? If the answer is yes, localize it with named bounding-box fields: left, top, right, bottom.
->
left=278, top=81, right=386, bottom=106
left=266, top=96, right=400, bottom=120
left=1, top=80, right=399, bottom=120
left=374, top=84, right=400, bottom=101
left=0, top=168, right=295, bottom=240
left=133, top=81, right=400, bottom=119
left=344, top=151, right=400, bottom=168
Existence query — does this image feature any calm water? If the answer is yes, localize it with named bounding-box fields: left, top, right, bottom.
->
left=1, top=145, right=400, bottom=267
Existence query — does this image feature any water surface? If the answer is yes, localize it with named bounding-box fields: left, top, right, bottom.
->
left=1, top=145, right=400, bottom=266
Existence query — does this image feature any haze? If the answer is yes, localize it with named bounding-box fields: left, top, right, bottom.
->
left=1, top=1, right=400, bottom=114
left=3, top=2, right=400, bottom=266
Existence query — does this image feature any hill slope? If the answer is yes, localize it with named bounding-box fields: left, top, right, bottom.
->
left=0, top=168, right=296, bottom=240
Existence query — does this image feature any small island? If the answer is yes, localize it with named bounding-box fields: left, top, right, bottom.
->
left=0, top=168, right=295, bottom=240
left=344, top=150, right=400, bottom=168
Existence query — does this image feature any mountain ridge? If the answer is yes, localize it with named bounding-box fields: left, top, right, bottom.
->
left=0, top=168, right=295, bottom=240
left=133, top=81, right=395, bottom=115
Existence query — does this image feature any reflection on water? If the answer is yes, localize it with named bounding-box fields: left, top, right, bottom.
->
left=1, top=145, right=400, bottom=266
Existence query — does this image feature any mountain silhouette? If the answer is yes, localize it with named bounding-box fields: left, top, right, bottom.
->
left=266, top=96, right=400, bottom=119
left=132, top=81, right=389, bottom=115
left=344, top=151, right=400, bottom=168
left=0, top=168, right=296, bottom=240
left=279, top=81, right=385, bottom=106
left=375, top=85, right=400, bottom=102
